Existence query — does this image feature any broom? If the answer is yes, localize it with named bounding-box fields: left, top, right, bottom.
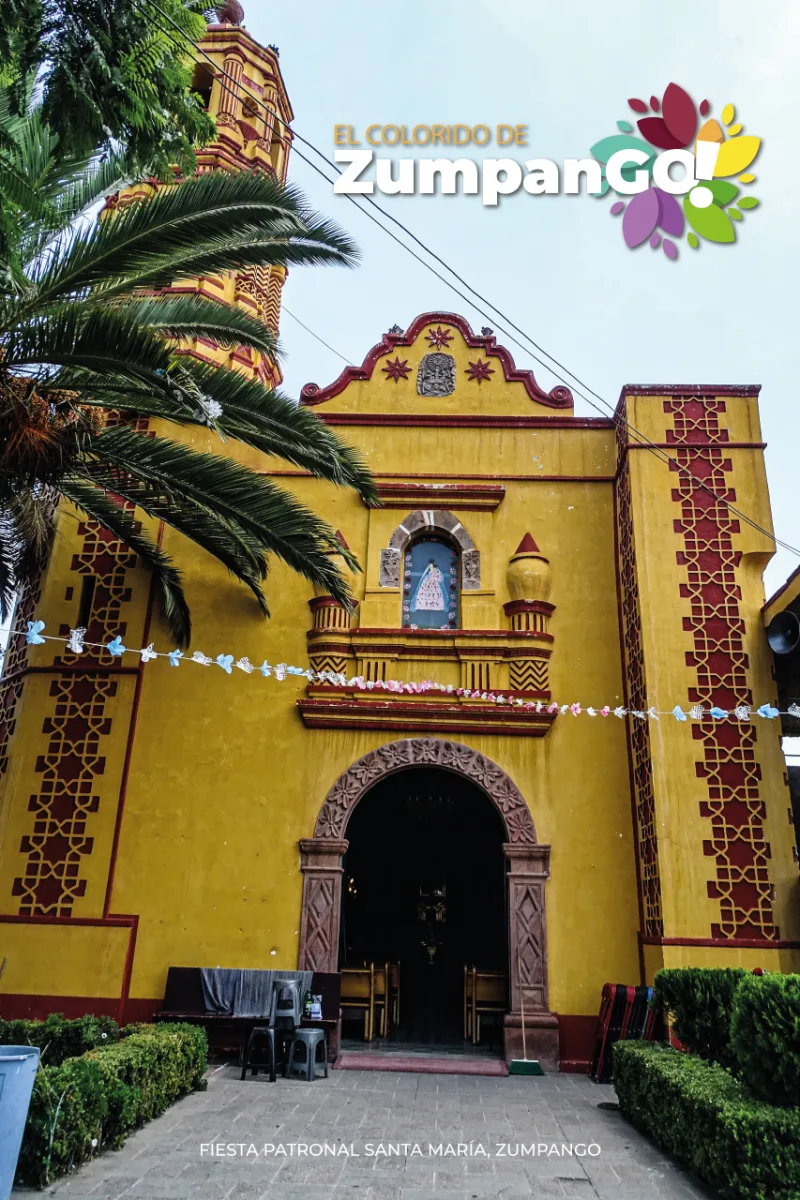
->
left=508, top=951, right=545, bottom=1075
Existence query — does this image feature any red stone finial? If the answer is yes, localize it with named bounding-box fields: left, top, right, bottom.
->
left=514, top=533, right=540, bottom=554
left=215, top=0, right=244, bottom=24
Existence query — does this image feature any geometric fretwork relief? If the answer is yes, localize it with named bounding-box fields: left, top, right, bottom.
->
left=59, top=518, right=137, bottom=664
left=665, top=397, right=777, bottom=941
left=516, top=883, right=546, bottom=994
left=12, top=674, right=117, bottom=916
left=614, top=448, right=664, bottom=937
left=302, top=877, right=337, bottom=971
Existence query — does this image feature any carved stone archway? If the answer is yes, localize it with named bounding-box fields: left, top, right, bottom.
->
left=298, top=738, right=558, bottom=1067
left=379, top=510, right=481, bottom=590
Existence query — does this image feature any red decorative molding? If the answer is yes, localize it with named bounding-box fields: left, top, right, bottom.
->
left=619, top=384, right=760, bottom=399
left=298, top=694, right=555, bottom=736
left=300, top=313, right=573, bottom=410
left=640, top=934, right=800, bottom=949
left=614, top=440, right=664, bottom=938
left=0, top=914, right=138, bottom=1025
left=665, top=396, right=777, bottom=941
left=319, top=414, right=589, bottom=429
left=375, top=482, right=506, bottom=511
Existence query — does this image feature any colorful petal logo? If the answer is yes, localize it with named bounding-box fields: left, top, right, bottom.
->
left=592, top=85, right=762, bottom=260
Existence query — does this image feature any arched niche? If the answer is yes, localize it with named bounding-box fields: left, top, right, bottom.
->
left=379, top=510, right=480, bottom=591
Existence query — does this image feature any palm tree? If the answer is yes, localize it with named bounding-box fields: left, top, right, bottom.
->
left=0, top=90, right=376, bottom=644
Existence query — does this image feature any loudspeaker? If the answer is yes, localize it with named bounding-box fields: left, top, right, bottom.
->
left=766, top=611, right=800, bottom=656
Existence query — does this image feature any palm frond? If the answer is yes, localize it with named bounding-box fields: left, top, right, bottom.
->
left=90, top=424, right=355, bottom=604
left=59, top=477, right=193, bottom=644
left=1, top=304, right=175, bottom=392
left=26, top=171, right=359, bottom=310
left=72, top=464, right=272, bottom=618
left=125, top=294, right=278, bottom=358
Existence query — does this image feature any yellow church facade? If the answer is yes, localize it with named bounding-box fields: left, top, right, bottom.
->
left=1, top=15, right=798, bottom=1071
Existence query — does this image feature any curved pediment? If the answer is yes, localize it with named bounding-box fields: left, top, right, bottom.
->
left=300, top=312, right=573, bottom=419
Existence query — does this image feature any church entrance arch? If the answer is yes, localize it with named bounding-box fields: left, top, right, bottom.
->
left=298, top=738, right=559, bottom=1066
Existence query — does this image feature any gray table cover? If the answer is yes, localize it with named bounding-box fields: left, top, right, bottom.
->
left=200, top=968, right=313, bottom=1018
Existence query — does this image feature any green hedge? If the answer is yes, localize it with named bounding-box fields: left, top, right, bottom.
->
left=653, top=967, right=747, bottom=1068
left=731, top=973, right=800, bottom=1107
left=0, top=1013, right=118, bottom=1066
left=613, top=1041, right=800, bottom=1200
left=16, top=1023, right=208, bottom=1189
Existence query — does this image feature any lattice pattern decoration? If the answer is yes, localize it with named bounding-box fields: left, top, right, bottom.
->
left=615, top=450, right=664, bottom=937
left=12, top=464, right=141, bottom=916
left=12, top=675, right=117, bottom=916
left=666, top=397, right=777, bottom=941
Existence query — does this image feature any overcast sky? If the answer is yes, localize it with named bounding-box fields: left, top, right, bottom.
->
left=247, top=0, right=799, bottom=600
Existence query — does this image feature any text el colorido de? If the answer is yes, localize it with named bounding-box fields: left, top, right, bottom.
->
left=331, top=122, right=714, bottom=207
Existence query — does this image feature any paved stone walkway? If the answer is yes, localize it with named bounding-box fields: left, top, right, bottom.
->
left=23, top=1064, right=711, bottom=1200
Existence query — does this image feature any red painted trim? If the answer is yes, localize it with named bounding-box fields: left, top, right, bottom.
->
left=268, top=469, right=616, bottom=484
left=318, top=414, right=604, bottom=429
left=301, top=313, right=573, bottom=409
left=103, top=539, right=160, bottom=917
left=0, top=994, right=125, bottom=1021
left=117, top=915, right=139, bottom=1026
left=557, top=1014, right=595, bottom=1074
left=297, top=697, right=556, bottom=736
left=626, top=441, right=766, bottom=451
left=639, top=934, right=800, bottom=949
left=618, top=384, right=760, bottom=401
left=0, top=914, right=139, bottom=1026
left=375, top=483, right=506, bottom=510
left=503, top=601, right=555, bottom=617
left=0, top=914, right=133, bottom=928
left=2, top=665, right=139, bottom=682
left=348, top=627, right=553, bottom=641
left=613, top=477, right=647, bottom=986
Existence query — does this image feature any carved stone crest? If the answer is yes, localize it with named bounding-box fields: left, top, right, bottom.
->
left=379, top=548, right=401, bottom=587
left=417, top=352, right=456, bottom=397
left=462, top=549, right=481, bottom=591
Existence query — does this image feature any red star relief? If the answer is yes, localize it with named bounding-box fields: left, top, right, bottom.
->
left=465, top=358, right=495, bottom=384
left=381, top=356, right=412, bottom=382
left=426, top=325, right=454, bottom=349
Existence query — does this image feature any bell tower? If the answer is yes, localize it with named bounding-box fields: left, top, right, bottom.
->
left=106, top=2, right=293, bottom=388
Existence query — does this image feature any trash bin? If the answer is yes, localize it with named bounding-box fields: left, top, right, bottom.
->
left=0, top=1046, right=40, bottom=1200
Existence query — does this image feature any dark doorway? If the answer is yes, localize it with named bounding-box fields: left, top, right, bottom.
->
left=340, top=767, right=507, bottom=1046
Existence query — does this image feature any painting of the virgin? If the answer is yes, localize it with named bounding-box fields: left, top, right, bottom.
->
left=402, top=537, right=459, bottom=630
left=413, top=560, right=445, bottom=611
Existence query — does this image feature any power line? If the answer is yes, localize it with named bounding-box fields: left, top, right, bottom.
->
left=282, top=305, right=353, bottom=365
left=139, top=0, right=800, bottom=559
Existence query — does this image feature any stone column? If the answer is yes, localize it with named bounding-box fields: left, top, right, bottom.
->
left=297, top=839, right=347, bottom=973
left=503, top=842, right=560, bottom=1069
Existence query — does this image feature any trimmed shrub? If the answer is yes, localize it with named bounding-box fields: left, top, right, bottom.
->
left=731, top=973, right=800, bottom=1106
left=0, top=1013, right=118, bottom=1066
left=16, top=1023, right=208, bottom=1188
left=653, top=966, right=747, bottom=1068
left=613, top=1041, right=800, bottom=1200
